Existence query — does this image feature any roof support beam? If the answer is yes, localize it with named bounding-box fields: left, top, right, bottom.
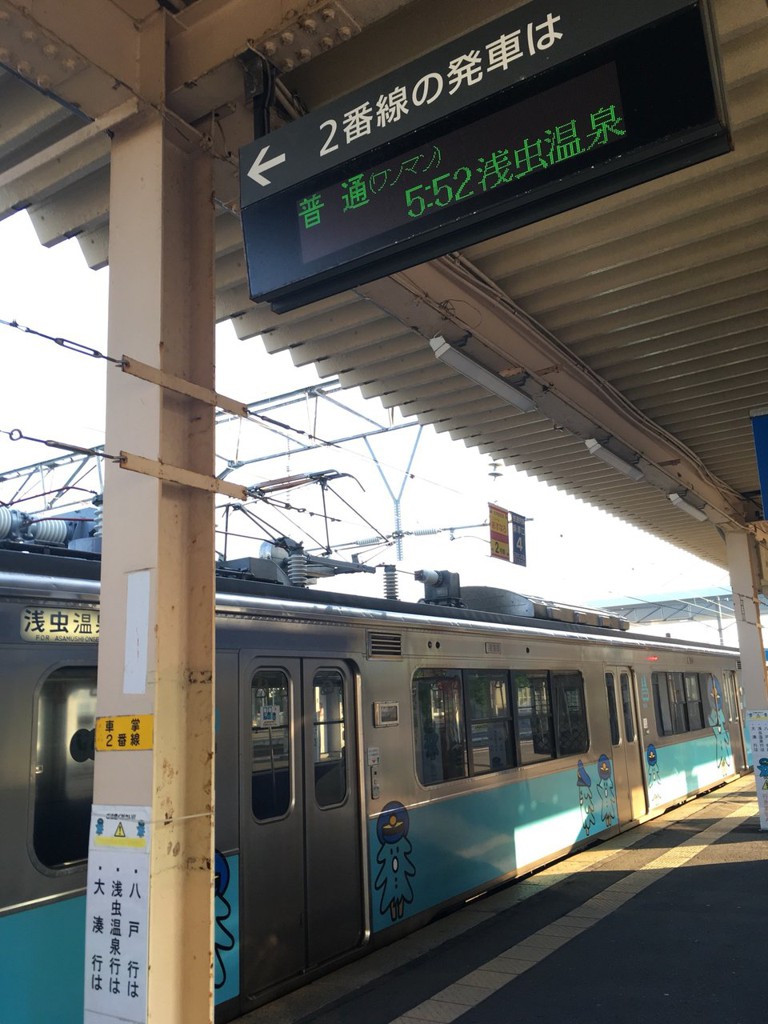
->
left=359, top=254, right=763, bottom=535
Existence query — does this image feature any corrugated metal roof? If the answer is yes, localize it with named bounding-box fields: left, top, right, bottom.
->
left=1, top=0, right=766, bottom=571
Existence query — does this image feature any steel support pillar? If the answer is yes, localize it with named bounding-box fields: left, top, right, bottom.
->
left=89, top=99, right=216, bottom=1022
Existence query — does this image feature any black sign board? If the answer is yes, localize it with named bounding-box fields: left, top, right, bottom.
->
left=241, top=0, right=728, bottom=312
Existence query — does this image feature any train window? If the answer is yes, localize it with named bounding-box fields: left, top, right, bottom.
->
left=413, top=669, right=468, bottom=785
left=719, top=672, right=739, bottom=722
left=465, top=669, right=515, bottom=774
left=652, top=673, right=674, bottom=735
left=513, top=671, right=554, bottom=764
left=605, top=673, right=621, bottom=745
left=619, top=673, right=636, bottom=742
left=313, top=669, right=347, bottom=808
left=34, top=666, right=97, bottom=869
left=668, top=673, right=689, bottom=733
left=551, top=672, right=589, bottom=756
left=684, top=673, right=705, bottom=730
left=251, top=669, right=291, bottom=821
left=652, top=671, right=707, bottom=736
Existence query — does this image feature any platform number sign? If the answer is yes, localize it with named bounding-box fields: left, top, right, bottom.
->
left=489, top=505, right=527, bottom=566
left=489, top=504, right=510, bottom=561
left=511, top=512, right=527, bottom=567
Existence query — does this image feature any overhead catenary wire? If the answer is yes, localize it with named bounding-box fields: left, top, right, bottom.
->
left=1, top=314, right=490, bottom=506
left=0, top=315, right=509, bottom=560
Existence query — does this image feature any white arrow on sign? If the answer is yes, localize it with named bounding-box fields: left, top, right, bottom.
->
left=247, top=145, right=287, bottom=187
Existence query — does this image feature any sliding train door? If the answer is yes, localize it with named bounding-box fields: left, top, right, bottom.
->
left=239, top=656, right=363, bottom=999
left=604, top=668, right=647, bottom=824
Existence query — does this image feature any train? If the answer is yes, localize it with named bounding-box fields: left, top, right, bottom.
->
left=0, top=537, right=747, bottom=1023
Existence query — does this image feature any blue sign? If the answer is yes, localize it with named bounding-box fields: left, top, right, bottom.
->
left=511, top=512, right=527, bottom=567
left=751, top=408, right=768, bottom=521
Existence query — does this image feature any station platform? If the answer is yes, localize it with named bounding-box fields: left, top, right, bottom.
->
left=239, top=775, right=764, bottom=1024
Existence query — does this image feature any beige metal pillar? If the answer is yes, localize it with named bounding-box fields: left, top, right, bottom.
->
left=90, top=98, right=216, bottom=1022
left=725, top=529, right=768, bottom=710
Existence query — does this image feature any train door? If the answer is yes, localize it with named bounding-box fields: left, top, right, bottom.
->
left=239, top=656, right=364, bottom=999
left=604, top=668, right=647, bottom=824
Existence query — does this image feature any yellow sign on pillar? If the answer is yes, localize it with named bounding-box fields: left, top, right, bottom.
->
left=96, top=714, right=154, bottom=752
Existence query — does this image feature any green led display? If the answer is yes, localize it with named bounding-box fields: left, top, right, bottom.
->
left=241, top=4, right=728, bottom=312
left=298, top=63, right=624, bottom=264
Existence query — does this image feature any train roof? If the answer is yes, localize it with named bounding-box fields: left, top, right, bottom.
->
left=0, top=545, right=739, bottom=660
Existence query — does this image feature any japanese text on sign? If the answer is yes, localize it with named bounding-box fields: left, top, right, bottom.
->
left=85, top=806, right=151, bottom=1022
left=746, top=709, right=768, bottom=831
left=96, top=714, right=154, bottom=752
left=489, top=503, right=510, bottom=561
left=325, top=13, right=563, bottom=155
left=21, top=606, right=100, bottom=642
left=299, top=89, right=624, bottom=263
left=511, top=513, right=527, bottom=567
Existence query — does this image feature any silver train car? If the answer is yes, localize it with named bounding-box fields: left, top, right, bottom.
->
left=0, top=545, right=747, bottom=1023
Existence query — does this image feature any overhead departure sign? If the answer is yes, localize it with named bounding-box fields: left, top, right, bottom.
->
left=240, top=0, right=728, bottom=311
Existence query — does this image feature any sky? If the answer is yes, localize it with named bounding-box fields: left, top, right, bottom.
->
left=0, top=210, right=734, bottom=640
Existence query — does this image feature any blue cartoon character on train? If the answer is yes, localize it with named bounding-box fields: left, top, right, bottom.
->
left=706, top=675, right=732, bottom=772
left=596, top=754, right=618, bottom=828
left=646, top=743, right=662, bottom=805
left=374, top=801, right=416, bottom=922
left=576, top=760, right=596, bottom=835
left=214, top=850, right=236, bottom=994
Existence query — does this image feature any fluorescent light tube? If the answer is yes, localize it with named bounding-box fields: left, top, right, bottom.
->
left=430, top=336, right=536, bottom=413
left=584, top=438, right=644, bottom=481
left=667, top=492, right=708, bottom=522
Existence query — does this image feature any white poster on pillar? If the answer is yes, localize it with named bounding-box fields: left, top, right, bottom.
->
left=746, top=710, right=768, bottom=831
left=84, top=805, right=151, bottom=1022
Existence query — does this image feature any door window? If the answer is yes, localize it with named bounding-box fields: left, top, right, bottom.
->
left=605, top=673, right=620, bottom=745
left=34, top=666, right=97, bottom=869
left=619, top=672, right=636, bottom=741
left=251, top=669, right=291, bottom=820
left=313, top=669, right=347, bottom=807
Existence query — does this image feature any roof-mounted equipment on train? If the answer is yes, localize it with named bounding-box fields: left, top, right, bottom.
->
left=461, top=586, right=630, bottom=630
left=218, top=537, right=375, bottom=587
left=0, top=499, right=102, bottom=554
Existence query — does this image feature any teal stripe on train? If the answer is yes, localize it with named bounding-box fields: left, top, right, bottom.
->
left=0, top=895, right=86, bottom=1023
left=645, top=734, right=734, bottom=810
left=0, top=853, right=240, bottom=1023
left=368, top=761, right=610, bottom=932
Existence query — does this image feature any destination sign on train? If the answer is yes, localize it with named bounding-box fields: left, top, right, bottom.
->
left=241, top=0, right=728, bottom=311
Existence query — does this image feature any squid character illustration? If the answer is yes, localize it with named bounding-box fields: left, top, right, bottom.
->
left=374, top=801, right=416, bottom=922
left=214, top=850, right=235, bottom=990
left=646, top=743, right=662, bottom=805
left=576, top=760, right=596, bottom=835
left=596, top=754, right=618, bottom=828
